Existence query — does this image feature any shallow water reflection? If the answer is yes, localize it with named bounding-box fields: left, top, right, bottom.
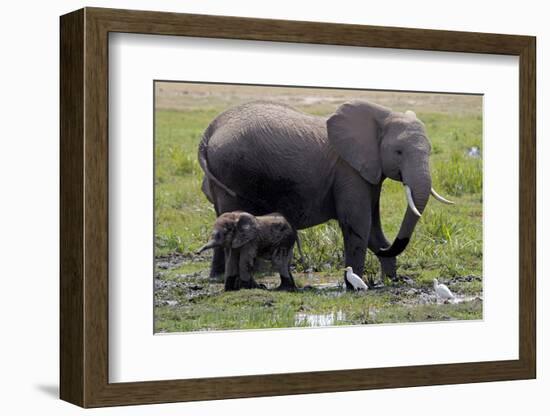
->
left=294, top=310, right=346, bottom=327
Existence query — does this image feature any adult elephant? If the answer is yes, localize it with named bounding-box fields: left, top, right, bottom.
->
left=198, top=100, right=453, bottom=286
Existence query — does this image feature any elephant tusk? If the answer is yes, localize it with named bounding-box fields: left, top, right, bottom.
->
left=430, top=187, right=455, bottom=205
left=404, top=184, right=422, bottom=217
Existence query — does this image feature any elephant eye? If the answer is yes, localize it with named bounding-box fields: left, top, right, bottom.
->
left=396, top=150, right=403, bottom=155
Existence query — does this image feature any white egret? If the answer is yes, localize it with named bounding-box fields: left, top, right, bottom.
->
left=433, top=278, right=455, bottom=302
left=344, top=267, right=369, bottom=291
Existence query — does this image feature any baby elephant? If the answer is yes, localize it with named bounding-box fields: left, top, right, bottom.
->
left=198, top=211, right=299, bottom=291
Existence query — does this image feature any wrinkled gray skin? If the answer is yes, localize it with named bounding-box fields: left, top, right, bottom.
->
left=199, top=100, right=434, bottom=288
left=198, top=212, right=298, bottom=291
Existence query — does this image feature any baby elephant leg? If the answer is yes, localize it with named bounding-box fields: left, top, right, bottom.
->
left=223, top=248, right=239, bottom=291
left=237, top=246, right=265, bottom=289
left=275, top=248, right=297, bottom=291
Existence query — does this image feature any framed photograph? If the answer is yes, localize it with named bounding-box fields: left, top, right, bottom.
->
left=60, top=7, right=536, bottom=408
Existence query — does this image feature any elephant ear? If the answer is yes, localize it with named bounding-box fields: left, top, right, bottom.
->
left=327, top=100, right=391, bottom=185
left=232, top=213, right=258, bottom=248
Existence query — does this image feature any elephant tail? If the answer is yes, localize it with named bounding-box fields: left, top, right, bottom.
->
left=198, top=131, right=237, bottom=198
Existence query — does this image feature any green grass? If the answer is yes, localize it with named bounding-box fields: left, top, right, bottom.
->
left=154, top=99, right=483, bottom=331
left=155, top=286, right=482, bottom=332
left=155, top=110, right=219, bottom=255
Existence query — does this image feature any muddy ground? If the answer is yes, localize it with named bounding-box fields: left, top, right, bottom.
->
left=154, top=252, right=483, bottom=333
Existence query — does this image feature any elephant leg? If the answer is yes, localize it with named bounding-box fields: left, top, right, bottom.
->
left=224, top=248, right=239, bottom=291
left=276, top=248, right=297, bottom=291
left=374, top=254, right=397, bottom=281
left=334, top=169, right=373, bottom=289
left=210, top=247, right=225, bottom=279
left=368, top=185, right=397, bottom=280
left=224, top=274, right=238, bottom=291
left=237, top=246, right=263, bottom=289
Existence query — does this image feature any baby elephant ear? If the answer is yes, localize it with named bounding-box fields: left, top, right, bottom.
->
left=232, top=213, right=258, bottom=248
left=327, top=100, right=391, bottom=185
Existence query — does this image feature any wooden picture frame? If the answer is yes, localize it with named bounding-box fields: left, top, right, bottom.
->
left=60, top=7, right=536, bottom=408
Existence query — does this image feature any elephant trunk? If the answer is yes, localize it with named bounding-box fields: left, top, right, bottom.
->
left=376, top=164, right=431, bottom=258
left=196, top=240, right=218, bottom=254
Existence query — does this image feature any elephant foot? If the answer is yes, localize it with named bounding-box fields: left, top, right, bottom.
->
left=380, top=269, right=398, bottom=283
left=235, top=278, right=265, bottom=290
left=224, top=275, right=238, bottom=291
left=378, top=258, right=397, bottom=277
left=276, top=276, right=297, bottom=292
left=366, top=276, right=376, bottom=289
left=275, top=283, right=297, bottom=292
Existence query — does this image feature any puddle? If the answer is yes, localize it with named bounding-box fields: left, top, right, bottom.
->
left=294, top=311, right=346, bottom=327
left=467, top=146, right=481, bottom=158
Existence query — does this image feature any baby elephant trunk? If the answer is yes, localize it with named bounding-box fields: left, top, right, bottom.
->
left=196, top=240, right=218, bottom=254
